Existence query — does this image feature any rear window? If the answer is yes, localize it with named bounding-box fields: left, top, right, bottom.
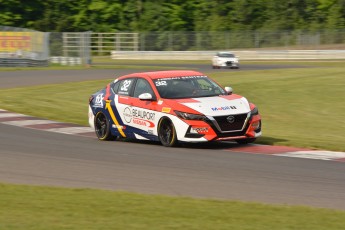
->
left=218, top=53, right=235, bottom=58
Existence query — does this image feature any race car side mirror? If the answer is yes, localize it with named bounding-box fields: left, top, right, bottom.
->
left=139, top=93, right=154, bottom=100
left=225, top=86, right=233, bottom=95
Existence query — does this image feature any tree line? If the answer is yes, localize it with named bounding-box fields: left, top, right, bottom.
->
left=0, top=0, right=344, bottom=32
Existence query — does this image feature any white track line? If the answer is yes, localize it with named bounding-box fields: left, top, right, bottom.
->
left=3, top=120, right=59, bottom=126
left=0, top=113, right=28, bottom=118
left=276, top=151, right=345, bottom=161
left=46, top=127, right=94, bottom=134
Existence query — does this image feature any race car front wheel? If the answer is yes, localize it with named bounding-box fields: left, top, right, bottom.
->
left=158, top=118, right=178, bottom=147
left=94, top=111, right=116, bottom=141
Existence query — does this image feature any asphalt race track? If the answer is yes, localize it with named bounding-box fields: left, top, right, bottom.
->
left=1, top=63, right=345, bottom=210
left=0, top=63, right=303, bottom=89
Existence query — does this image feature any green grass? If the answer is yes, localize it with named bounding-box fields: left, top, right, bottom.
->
left=0, top=183, right=344, bottom=230
left=0, top=63, right=344, bottom=151
left=208, top=67, right=345, bottom=151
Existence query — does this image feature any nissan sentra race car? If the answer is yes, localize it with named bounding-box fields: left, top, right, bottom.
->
left=212, top=52, right=240, bottom=69
left=88, top=70, right=261, bottom=147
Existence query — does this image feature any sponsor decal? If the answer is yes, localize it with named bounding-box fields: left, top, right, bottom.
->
left=93, top=94, right=104, bottom=108
left=132, top=108, right=155, bottom=121
left=133, top=118, right=155, bottom=128
left=162, top=107, right=171, bottom=113
left=156, top=76, right=207, bottom=81
left=211, top=105, right=237, bottom=111
left=155, top=81, right=167, bottom=86
left=112, top=124, right=126, bottom=130
left=192, top=127, right=209, bottom=133
left=123, top=107, right=156, bottom=127
left=158, top=100, right=163, bottom=105
left=120, top=79, right=132, bottom=91
left=123, top=107, right=132, bottom=123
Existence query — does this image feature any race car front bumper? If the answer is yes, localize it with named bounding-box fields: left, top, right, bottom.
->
left=177, top=113, right=261, bottom=142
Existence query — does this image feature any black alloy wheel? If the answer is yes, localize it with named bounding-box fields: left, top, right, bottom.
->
left=158, top=118, right=178, bottom=147
left=94, top=112, right=116, bottom=141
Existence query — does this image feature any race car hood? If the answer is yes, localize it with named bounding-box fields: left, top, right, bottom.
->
left=175, top=95, right=250, bottom=116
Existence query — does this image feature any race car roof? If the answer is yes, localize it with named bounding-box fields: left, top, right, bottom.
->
left=120, top=70, right=205, bottom=80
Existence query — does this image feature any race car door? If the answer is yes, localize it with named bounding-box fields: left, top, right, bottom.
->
left=116, top=77, right=159, bottom=140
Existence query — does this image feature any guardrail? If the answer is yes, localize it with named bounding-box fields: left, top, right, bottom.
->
left=0, top=58, right=48, bottom=67
left=111, top=50, right=345, bottom=60
left=50, top=56, right=82, bottom=66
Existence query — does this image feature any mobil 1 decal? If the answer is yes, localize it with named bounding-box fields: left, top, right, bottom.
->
left=123, top=107, right=156, bottom=128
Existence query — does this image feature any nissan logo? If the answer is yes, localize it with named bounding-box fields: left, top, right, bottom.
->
left=226, top=116, right=235, bottom=123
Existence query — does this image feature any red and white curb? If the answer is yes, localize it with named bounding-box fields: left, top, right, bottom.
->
left=0, top=109, right=94, bottom=137
left=228, top=144, right=345, bottom=162
left=1, top=109, right=345, bottom=162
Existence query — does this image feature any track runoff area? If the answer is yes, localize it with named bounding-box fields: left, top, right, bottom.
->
left=1, top=109, right=344, bottom=162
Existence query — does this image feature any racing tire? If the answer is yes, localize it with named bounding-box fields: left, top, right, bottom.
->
left=94, top=111, right=116, bottom=141
left=158, top=118, right=178, bottom=147
left=236, top=138, right=256, bottom=145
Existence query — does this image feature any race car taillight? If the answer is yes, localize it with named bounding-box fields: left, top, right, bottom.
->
left=89, top=96, right=94, bottom=104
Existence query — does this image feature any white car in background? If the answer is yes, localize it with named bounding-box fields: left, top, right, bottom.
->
left=212, top=52, right=240, bottom=69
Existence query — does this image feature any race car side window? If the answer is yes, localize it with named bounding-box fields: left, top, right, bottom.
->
left=112, top=81, right=120, bottom=94
left=133, top=78, right=155, bottom=99
left=118, top=78, right=135, bottom=96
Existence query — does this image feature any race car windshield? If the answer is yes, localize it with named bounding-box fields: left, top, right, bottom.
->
left=218, top=53, right=235, bottom=58
left=154, top=76, right=227, bottom=99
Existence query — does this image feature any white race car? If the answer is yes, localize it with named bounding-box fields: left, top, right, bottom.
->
left=212, top=52, right=240, bottom=69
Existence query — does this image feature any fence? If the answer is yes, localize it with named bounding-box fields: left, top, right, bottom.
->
left=139, top=30, right=345, bottom=51
left=1, top=28, right=345, bottom=66
left=50, top=32, right=138, bottom=64
left=0, top=26, right=50, bottom=66
left=111, top=50, right=345, bottom=60
left=52, top=30, right=345, bottom=59
left=50, top=32, right=91, bottom=65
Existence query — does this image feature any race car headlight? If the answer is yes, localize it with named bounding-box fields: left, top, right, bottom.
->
left=175, top=111, right=206, bottom=121
left=251, top=107, right=259, bottom=116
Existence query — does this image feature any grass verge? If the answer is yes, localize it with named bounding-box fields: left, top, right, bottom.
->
left=0, top=183, right=344, bottom=230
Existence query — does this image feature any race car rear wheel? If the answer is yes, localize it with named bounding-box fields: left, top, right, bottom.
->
left=158, top=118, right=178, bottom=147
left=94, top=111, right=116, bottom=141
left=236, top=138, right=256, bottom=145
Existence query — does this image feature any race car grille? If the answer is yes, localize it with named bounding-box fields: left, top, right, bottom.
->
left=208, top=113, right=250, bottom=133
left=226, top=61, right=233, bottom=66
